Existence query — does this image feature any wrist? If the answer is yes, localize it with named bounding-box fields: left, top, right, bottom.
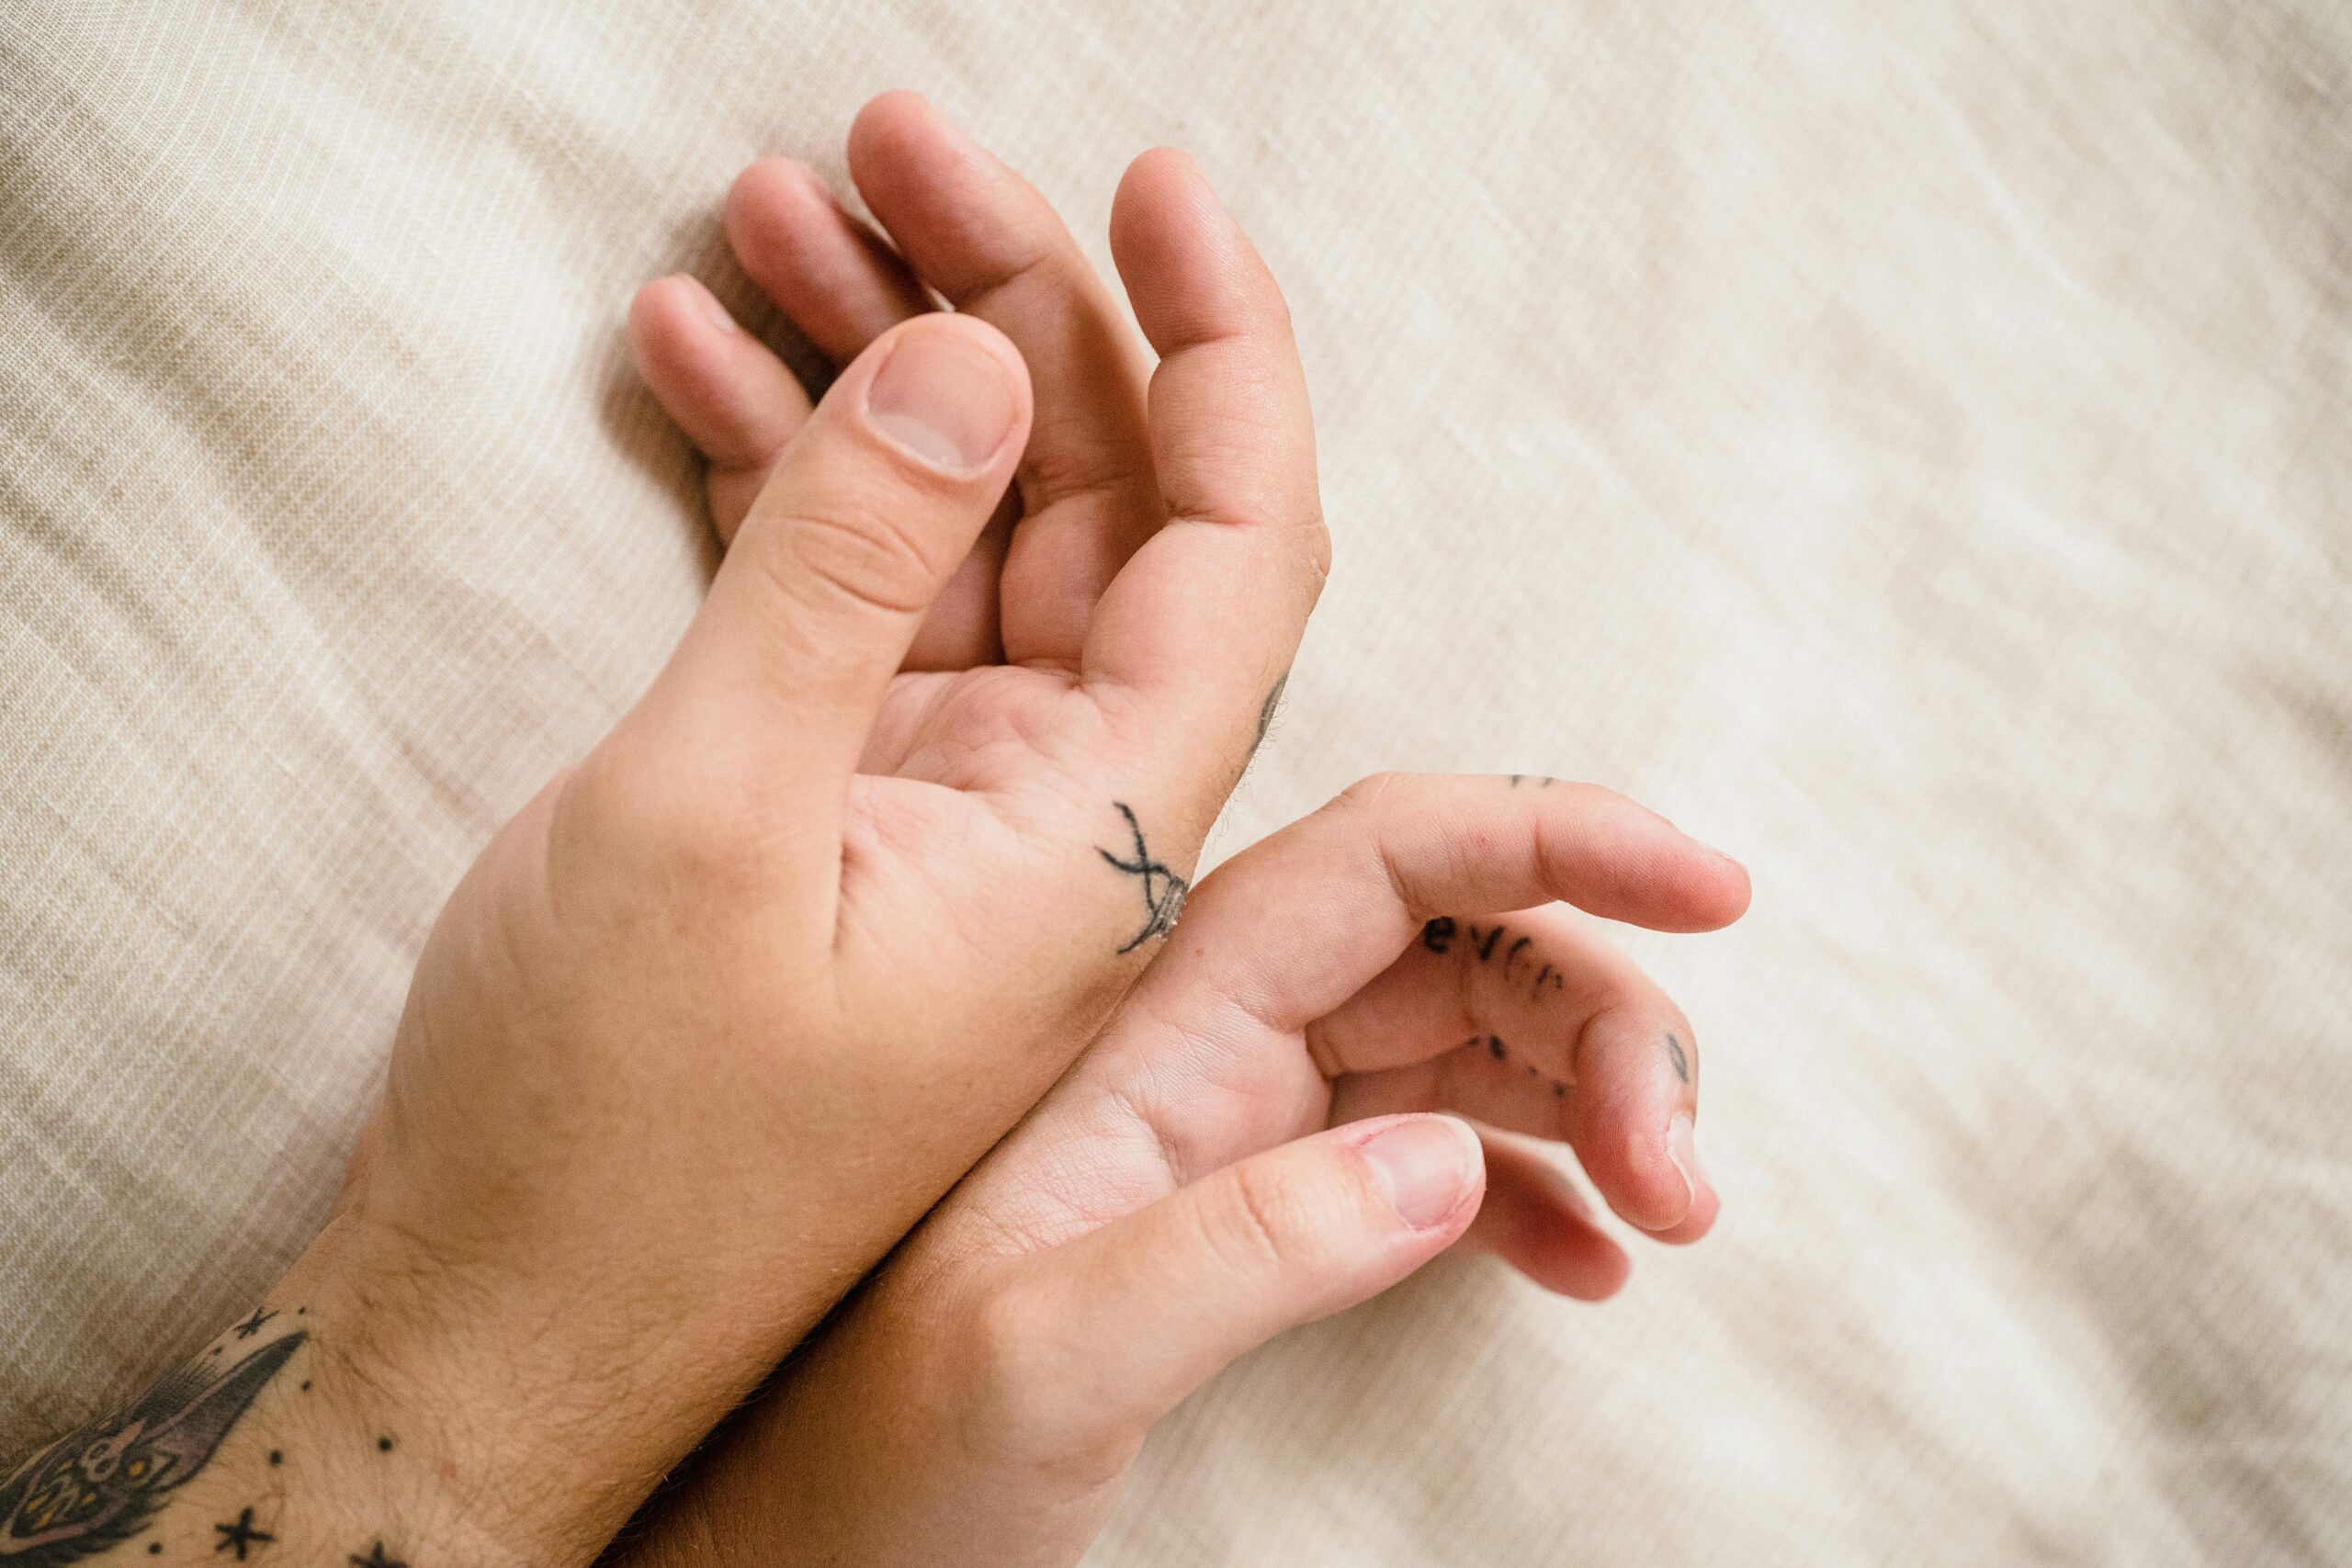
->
left=202, top=1219, right=539, bottom=1568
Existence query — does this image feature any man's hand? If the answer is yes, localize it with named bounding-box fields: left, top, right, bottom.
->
left=304, top=98, right=1325, bottom=1564
left=619, top=773, right=1751, bottom=1568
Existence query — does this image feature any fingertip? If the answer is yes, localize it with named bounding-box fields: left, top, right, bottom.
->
left=1692, top=849, right=1753, bottom=929
left=1353, top=1112, right=1487, bottom=1237
left=1616, top=1118, right=1698, bottom=1235
left=1465, top=1138, right=1633, bottom=1301
left=847, top=90, right=955, bottom=190
left=628, top=274, right=725, bottom=362
left=848, top=311, right=1032, bottom=479
left=725, top=156, right=817, bottom=238
left=1648, top=1179, right=1721, bottom=1247
left=1569, top=1073, right=1694, bottom=1235
left=1603, top=807, right=1755, bottom=932
left=1110, top=147, right=1220, bottom=265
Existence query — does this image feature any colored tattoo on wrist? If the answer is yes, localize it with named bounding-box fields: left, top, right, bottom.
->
left=0, top=1326, right=302, bottom=1564
left=0, top=1312, right=414, bottom=1568
left=1099, top=802, right=1188, bottom=953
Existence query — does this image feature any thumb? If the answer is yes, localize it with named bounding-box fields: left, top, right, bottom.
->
left=662, top=312, right=1030, bottom=798
left=1003, top=1114, right=1484, bottom=1453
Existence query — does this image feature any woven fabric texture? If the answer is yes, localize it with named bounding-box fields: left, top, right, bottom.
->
left=3, top=4, right=2346, bottom=1562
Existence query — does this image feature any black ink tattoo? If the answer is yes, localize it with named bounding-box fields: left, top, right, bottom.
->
left=1254, top=671, right=1289, bottom=750
left=0, top=1332, right=302, bottom=1566
left=230, top=1310, right=275, bottom=1342
left=1507, top=774, right=1556, bottom=789
left=1463, top=1033, right=1571, bottom=1099
left=1421, top=917, right=1455, bottom=953
left=1666, top=1032, right=1689, bottom=1084
left=349, top=1542, right=405, bottom=1568
left=1099, top=802, right=1187, bottom=953
left=211, top=1506, right=272, bottom=1560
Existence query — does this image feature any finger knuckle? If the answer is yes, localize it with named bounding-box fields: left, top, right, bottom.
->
left=1204, top=1161, right=1308, bottom=1279
left=762, top=502, right=941, bottom=620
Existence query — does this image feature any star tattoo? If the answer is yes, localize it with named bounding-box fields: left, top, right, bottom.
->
left=213, top=1507, right=273, bottom=1559
left=231, top=1307, right=277, bottom=1339
left=349, top=1542, right=406, bottom=1568
left=1098, top=802, right=1187, bottom=953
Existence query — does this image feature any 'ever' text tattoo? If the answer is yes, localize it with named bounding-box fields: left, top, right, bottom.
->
left=1100, top=802, right=1187, bottom=953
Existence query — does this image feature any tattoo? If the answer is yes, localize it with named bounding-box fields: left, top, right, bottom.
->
left=211, top=1507, right=272, bottom=1560
left=229, top=1311, right=274, bottom=1342
left=1430, top=917, right=1566, bottom=1003
left=349, top=1543, right=405, bottom=1568
left=1462, top=1033, right=1571, bottom=1100
left=1099, top=802, right=1187, bottom=953
left=0, top=1331, right=303, bottom=1566
left=1507, top=774, right=1556, bottom=789
left=1254, top=671, right=1289, bottom=750
left=1666, top=1032, right=1689, bottom=1084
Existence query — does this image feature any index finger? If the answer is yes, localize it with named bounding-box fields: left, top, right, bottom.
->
left=1083, top=150, right=1328, bottom=762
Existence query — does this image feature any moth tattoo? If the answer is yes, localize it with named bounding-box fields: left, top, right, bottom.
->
left=0, top=1331, right=303, bottom=1565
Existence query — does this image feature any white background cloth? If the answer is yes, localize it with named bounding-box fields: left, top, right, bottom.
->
left=3, top=3, right=2346, bottom=1562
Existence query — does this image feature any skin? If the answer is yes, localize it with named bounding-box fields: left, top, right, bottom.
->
left=1, top=95, right=1326, bottom=1568
left=616, top=772, right=1747, bottom=1568
left=0, top=95, right=1744, bottom=1568
left=609, top=98, right=1745, bottom=1567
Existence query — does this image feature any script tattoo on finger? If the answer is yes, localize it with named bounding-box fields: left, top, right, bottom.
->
left=1666, top=1031, right=1690, bottom=1084
left=1100, top=803, right=1188, bottom=953
left=1421, top=917, right=1565, bottom=1003
left=1507, top=774, right=1556, bottom=789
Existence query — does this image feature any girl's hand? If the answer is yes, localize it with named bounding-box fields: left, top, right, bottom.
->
left=624, top=773, right=1749, bottom=1568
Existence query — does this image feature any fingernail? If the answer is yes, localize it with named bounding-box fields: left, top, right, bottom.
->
left=864, top=328, right=1016, bottom=473
left=696, top=284, right=741, bottom=335
left=1360, top=1117, right=1477, bottom=1230
left=1666, top=1111, right=1702, bottom=1203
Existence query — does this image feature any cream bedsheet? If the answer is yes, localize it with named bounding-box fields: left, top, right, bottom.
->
left=4, top=3, right=2347, bottom=1562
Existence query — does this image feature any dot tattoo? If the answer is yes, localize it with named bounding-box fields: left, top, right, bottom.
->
left=1465, top=1033, right=1571, bottom=1100
left=1098, top=802, right=1188, bottom=953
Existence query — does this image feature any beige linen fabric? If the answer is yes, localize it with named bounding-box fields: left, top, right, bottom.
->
left=4, top=2, right=2347, bottom=1562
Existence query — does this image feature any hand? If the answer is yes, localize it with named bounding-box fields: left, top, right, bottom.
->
left=624, top=773, right=1750, bottom=1568
left=310, top=96, right=1326, bottom=1564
